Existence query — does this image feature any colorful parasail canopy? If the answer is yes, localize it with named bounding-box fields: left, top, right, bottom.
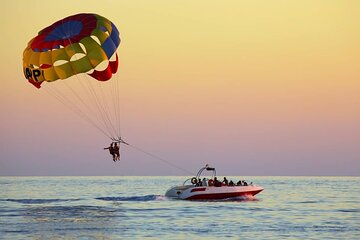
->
left=23, top=13, right=121, bottom=88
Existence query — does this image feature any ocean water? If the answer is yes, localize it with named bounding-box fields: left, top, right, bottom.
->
left=0, top=176, right=359, bottom=239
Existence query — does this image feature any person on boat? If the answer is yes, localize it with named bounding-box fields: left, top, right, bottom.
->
left=222, top=177, right=229, bottom=186
left=208, top=179, right=214, bottom=186
left=229, top=180, right=235, bottom=186
left=214, top=177, right=221, bottom=187
left=237, top=180, right=242, bottom=186
left=202, top=178, right=208, bottom=186
left=104, top=143, right=116, bottom=162
left=195, top=179, right=201, bottom=187
left=113, top=143, right=120, bottom=161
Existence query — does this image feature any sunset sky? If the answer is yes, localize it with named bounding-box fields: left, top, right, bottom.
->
left=1, top=0, right=359, bottom=176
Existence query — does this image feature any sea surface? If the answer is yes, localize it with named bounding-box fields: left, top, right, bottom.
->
left=0, top=176, right=359, bottom=239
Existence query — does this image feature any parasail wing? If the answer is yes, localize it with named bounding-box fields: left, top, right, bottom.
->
left=23, top=13, right=121, bottom=88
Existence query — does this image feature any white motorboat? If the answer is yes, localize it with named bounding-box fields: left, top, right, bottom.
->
left=165, top=165, right=264, bottom=200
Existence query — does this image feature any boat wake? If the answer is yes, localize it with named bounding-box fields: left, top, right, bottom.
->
left=1, top=198, right=82, bottom=204
left=96, top=195, right=166, bottom=202
left=2, top=196, right=168, bottom=204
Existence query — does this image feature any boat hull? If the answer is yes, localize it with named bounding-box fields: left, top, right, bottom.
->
left=165, top=185, right=264, bottom=200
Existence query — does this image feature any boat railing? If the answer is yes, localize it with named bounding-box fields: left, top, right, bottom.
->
left=195, top=164, right=216, bottom=180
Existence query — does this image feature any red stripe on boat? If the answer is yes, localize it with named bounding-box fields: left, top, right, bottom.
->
left=190, top=188, right=206, bottom=192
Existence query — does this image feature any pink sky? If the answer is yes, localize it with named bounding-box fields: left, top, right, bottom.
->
left=1, top=1, right=359, bottom=176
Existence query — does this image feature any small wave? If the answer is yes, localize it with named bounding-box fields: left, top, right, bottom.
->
left=2, top=198, right=81, bottom=204
left=96, top=195, right=165, bottom=202
left=0, top=182, right=11, bottom=185
left=296, top=201, right=318, bottom=204
left=337, top=209, right=360, bottom=213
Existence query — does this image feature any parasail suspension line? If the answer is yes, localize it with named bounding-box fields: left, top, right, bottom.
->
left=123, top=142, right=194, bottom=175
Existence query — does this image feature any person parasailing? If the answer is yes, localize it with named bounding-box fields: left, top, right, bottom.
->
left=104, top=143, right=116, bottom=162
left=113, top=142, right=120, bottom=161
left=105, top=137, right=129, bottom=162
